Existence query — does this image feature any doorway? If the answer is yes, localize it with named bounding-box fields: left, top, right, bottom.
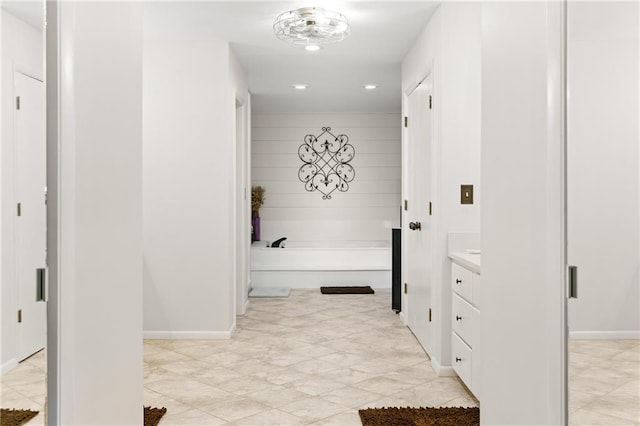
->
left=566, top=1, right=640, bottom=422
left=404, top=75, right=434, bottom=356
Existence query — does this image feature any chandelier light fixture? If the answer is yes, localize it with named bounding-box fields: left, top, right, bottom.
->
left=273, top=7, right=351, bottom=50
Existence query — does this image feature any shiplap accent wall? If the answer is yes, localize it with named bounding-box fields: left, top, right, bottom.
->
left=252, top=114, right=401, bottom=242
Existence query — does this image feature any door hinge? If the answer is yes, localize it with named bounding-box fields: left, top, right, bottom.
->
left=404, top=283, right=408, bottom=294
left=17, top=203, right=21, bottom=217
left=18, top=309, right=22, bottom=323
left=429, top=95, right=432, bottom=110
left=428, top=308, right=432, bottom=322
left=404, top=116, right=408, bottom=127
left=404, top=200, right=408, bottom=211
left=429, top=201, right=432, bottom=216
left=16, top=96, right=21, bottom=110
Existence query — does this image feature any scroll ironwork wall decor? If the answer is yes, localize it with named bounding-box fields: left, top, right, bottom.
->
left=298, top=127, right=355, bottom=200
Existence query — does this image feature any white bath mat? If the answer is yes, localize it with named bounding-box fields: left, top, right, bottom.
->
left=249, top=287, right=291, bottom=298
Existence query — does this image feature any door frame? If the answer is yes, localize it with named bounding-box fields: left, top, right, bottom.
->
left=234, top=95, right=251, bottom=317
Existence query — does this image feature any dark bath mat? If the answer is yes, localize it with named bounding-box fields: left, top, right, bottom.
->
left=1, top=406, right=166, bottom=426
left=359, top=406, right=479, bottom=426
left=0, top=409, right=38, bottom=426
left=144, top=406, right=167, bottom=426
left=320, top=286, right=375, bottom=294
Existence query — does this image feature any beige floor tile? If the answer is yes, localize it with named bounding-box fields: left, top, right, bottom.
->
left=570, top=407, right=638, bottom=425
left=307, top=409, right=363, bottom=426
left=351, top=376, right=414, bottom=396
left=215, top=376, right=276, bottom=396
left=278, top=396, right=348, bottom=423
left=198, top=395, right=271, bottom=422
left=233, top=408, right=306, bottom=425
left=288, top=376, right=346, bottom=396
left=245, top=386, right=311, bottom=407
left=144, top=389, right=193, bottom=416
left=145, top=378, right=234, bottom=406
left=319, top=385, right=383, bottom=409
left=160, top=408, right=227, bottom=425
left=260, top=366, right=310, bottom=386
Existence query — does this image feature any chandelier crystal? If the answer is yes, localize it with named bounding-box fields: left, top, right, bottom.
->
left=273, top=7, right=351, bottom=47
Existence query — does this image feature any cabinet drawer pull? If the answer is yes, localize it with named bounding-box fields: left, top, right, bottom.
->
left=456, top=279, right=462, bottom=284
left=455, top=357, right=462, bottom=363
left=456, top=315, right=462, bottom=321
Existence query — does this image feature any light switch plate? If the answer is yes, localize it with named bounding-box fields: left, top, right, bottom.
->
left=461, top=185, right=473, bottom=204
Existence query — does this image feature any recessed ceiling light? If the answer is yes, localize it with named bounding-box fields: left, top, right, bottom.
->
left=364, top=84, right=378, bottom=90
left=305, top=44, right=321, bottom=52
left=293, top=84, right=308, bottom=90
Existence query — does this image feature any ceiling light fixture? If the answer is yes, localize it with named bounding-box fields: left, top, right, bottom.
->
left=364, top=84, right=378, bottom=90
left=274, top=7, right=351, bottom=47
left=305, top=44, right=321, bottom=52
left=293, top=84, right=308, bottom=90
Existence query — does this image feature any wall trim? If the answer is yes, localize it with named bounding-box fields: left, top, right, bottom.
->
left=431, top=357, right=456, bottom=377
left=399, top=312, right=407, bottom=325
left=144, top=330, right=233, bottom=340
left=570, top=330, right=640, bottom=340
left=1, top=358, right=18, bottom=375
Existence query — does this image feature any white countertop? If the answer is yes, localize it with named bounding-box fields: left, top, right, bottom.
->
left=449, top=251, right=481, bottom=274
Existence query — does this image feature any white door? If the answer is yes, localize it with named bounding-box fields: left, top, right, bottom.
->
left=15, top=72, right=47, bottom=361
left=405, top=77, right=433, bottom=355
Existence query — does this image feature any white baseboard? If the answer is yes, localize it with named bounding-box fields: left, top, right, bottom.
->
left=570, top=330, right=640, bottom=340
left=1, top=358, right=18, bottom=375
left=431, top=357, right=456, bottom=377
left=399, top=312, right=407, bottom=325
left=144, top=329, right=233, bottom=340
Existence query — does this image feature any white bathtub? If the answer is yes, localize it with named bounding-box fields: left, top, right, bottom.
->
left=250, top=240, right=392, bottom=289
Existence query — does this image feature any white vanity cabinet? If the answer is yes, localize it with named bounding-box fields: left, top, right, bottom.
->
left=449, top=253, right=481, bottom=399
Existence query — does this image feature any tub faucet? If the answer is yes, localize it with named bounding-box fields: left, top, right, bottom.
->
left=271, top=237, right=287, bottom=248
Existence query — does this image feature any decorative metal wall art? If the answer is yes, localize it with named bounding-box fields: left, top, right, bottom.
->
left=298, top=127, right=355, bottom=200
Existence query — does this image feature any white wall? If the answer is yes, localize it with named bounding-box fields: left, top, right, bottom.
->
left=567, top=1, right=640, bottom=338
left=401, top=2, right=481, bottom=372
left=480, top=2, right=565, bottom=424
left=47, top=2, right=143, bottom=423
left=1, top=9, right=44, bottom=373
left=252, top=113, right=401, bottom=243
left=143, top=40, right=248, bottom=337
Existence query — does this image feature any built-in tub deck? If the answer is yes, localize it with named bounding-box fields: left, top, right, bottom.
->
left=250, top=240, right=392, bottom=288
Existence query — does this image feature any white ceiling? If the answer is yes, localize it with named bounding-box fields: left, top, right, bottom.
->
left=2, top=1, right=438, bottom=114
left=144, top=1, right=440, bottom=114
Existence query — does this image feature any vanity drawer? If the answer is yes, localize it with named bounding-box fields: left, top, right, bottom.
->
left=452, top=332, right=473, bottom=390
left=452, top=293, right=475, bottom=347
left=452, top=263, right=473, bottom=302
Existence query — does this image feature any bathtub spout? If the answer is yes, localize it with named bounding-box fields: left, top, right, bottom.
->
left=271, top=237, right=287, bottom=248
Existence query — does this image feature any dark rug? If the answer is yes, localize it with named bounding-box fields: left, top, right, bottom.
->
left=0, top=409, right=38, bottom=426
left=1, top=407, right=166, bottom=426
left=144, top=406, right=167, bottom=426
left=359, top=407, right=479, bottom=426
left=320, top=286, right=375, bottom=294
